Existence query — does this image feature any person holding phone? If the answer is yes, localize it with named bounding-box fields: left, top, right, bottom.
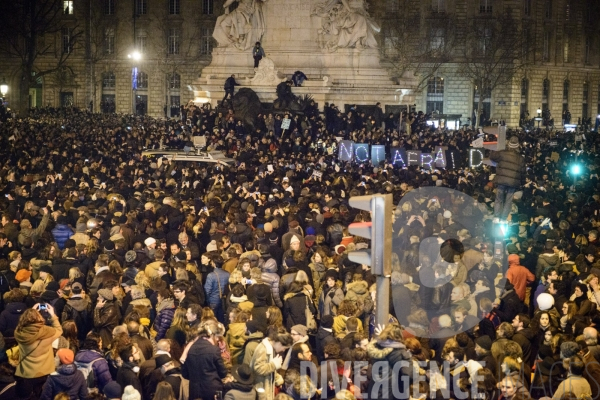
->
left=14, top=303, right=63, bottom=399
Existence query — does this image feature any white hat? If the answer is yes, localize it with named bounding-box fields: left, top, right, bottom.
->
left=443, top=210, right=452, bottom=219
left=290, top=235, right=300, bottom=244
left=144, top=237, right=156, bottom=247
left=537, top=293, right=555, bottom=311
left=122, top=385, right=142, bottom=400
left=207, top=240, right=218, bottom=252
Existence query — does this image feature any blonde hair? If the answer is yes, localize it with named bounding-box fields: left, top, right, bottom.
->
left=30, top=280, right=45, bottom=295
left=186, top=263, right=201, bottom=281
left=130, top=285, right=146, bottom=300
left=229, top=269, right=243, bottom=284
left=134, top=271, right=150, bottom=289
left=69, top=267, right=83, bottom=280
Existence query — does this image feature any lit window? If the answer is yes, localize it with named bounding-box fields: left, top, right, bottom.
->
left=64, top=1, right=74, bottom=15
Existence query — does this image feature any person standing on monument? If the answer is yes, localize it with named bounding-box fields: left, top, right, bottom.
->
left=489, top=136, right=526, bottom=223
left=223, top=74, right=240, bottom=103
left=253, top=42, right=265, bottom=68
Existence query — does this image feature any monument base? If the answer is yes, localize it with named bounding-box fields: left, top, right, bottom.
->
left=193, top=48, right=417, bottom=111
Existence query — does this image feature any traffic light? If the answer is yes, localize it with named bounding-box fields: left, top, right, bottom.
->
left=348, top=194, right=393, bottom=327
left=347, top=194, right=393, bottom=275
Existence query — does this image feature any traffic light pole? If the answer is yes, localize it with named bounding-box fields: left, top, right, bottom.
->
left=348, top=194, right=393, bottom=327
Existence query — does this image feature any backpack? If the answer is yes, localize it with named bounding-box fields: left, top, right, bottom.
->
left=75, top=358, right=101, bottom=389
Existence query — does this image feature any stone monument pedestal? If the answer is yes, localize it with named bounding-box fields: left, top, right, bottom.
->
left=193, top=0, right=416, bottom=110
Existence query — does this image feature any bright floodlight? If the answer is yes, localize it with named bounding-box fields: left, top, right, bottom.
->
left=571, top=164, right=582, bottom=175
left=128, top=51, right=142, bottom=61
left=0, top=83, right=7, bottom=96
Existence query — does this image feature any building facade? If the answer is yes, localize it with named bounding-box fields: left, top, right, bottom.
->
left=1, top=0, right=599, bottom=128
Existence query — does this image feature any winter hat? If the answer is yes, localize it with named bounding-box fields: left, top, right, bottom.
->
left=508, top=136, right=520, bottom=149
left=15, top=270, right=31, bottom=282
left=125, top=251, right=137, bottom=263
left=39, top=265, right=53, bottom=275
left=324, top=269, right=338, bottom=282
left=98, top=288, right=114, bottom=301
left=291, top=324, right=308, bottom=337
left=254, top=285, right=270, bottom=301
left=443, top=210, right=452, bottom=219
left=315, top=214, right=324, bottom=224
left=207, top=240, right=218, bottom=252
left=103, top=381, right=122, bottom=399
left=290, top=235, right=300, bottom=245
left=144, top=237, right=156, bottom=247
left=103, top=240, right=115, bottom=251
left=155, top=354, right=172, bottom=369
left=57, top=348, right=74, bottom=365
left=306, top=227, right=316, bottom=236
left=76, top=223, right=87, bottom=233
left=46, top=281, right=60, bottom=292
left=264, top=222, right=273, bottom=233
left=321, top=315, right=334, bottom=329
left=64, top=239, right=77, bottom=249
left=466, top=360, right=483, bottom=382
left=122, top=385, right=142, bottom=400
left=475, top=335, right=492, bottom=351
left=246, top=320, right=261, bottom=334
left=506, top=244, right=519, bottom=255
left=334, top=244, right=346, bottom=255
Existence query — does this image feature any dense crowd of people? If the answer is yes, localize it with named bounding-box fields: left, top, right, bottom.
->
left=0, top=101, right=598, bottom=400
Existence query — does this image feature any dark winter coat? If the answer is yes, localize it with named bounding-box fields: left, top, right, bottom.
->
left=315, top=327, right=337, bottom=362
left=116, top=362, right=143, bottom=394
left=182, top=337, right=228, bottom=400
left=283, top=290, right=316, bottom=331
left=40, top=363, right=88, bottom=400
left=489, top=148, right=526, bottom=189
left=0, top=301, right=25, bottom=337
left=366, top=339, right=412, bottom=398
left=52, top=257, right=79, bottom=282
left=62, top=296, right=93, bottom=342
left=513, top=328, right=536, bottom=367
left=74, top=349, right=113, bottom=391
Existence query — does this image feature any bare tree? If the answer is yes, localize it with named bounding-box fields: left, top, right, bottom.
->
left=0, top=0, right=83, bottom=115
left=457, top=8, right=532, bottom=127
left=380, top=8, right=457, bottom=91
left=86, top=0, right=122, bottom=112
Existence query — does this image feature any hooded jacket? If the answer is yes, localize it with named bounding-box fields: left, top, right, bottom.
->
left=153, top=298, right=175, bottom=340
left=73, top=349, right=113, bottom=391
left=62, top=296, right=93, bottom=342
left=536, top=253, right=560, bottom=279
left=366, top=339, right=412, bottom=397
left=0, top=301, right=25, bottom=337
left=283, top=290, right=316, bottom=331
left=14, top=315, right=63, bottom=378
left=40, top=363, right=88, bottom=400
left=261, top=258, right=283, bottom=308
left=506, top=254, right=535, bottom=301
left=513, top=327, right=536, bottom=367
left=345, top=280, right=369, bottom=303
left=18, top=212, right=50, bottom=247
left=225, top=322, right=248, bottom=365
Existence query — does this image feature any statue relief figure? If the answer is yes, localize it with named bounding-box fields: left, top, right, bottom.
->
left=312, top=0, right=380, bottom=52
left=213, top=0, right=267, bottom=51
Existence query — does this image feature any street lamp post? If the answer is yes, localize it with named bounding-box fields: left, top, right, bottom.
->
left=128, top=51, right=141, bottom=115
